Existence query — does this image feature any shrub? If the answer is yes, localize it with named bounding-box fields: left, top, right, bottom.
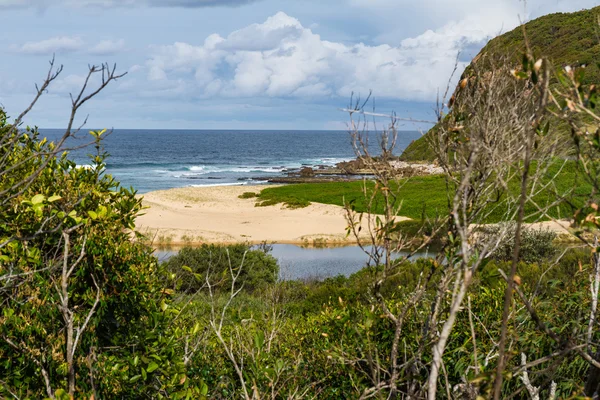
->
left=481, top=223, right=557, bottom=263
left=164, top=244, right=279, bottom=293
left=0, top=111, right=201, bottom=398
left=255, top=199, right=279, bottom=207
left=238, top=191, right=258, bottom=199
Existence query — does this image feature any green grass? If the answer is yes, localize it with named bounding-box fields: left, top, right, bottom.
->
left=238, top=191, right=258, bottom=199
left=400, top=132, right=436, bottom=162
left=259, top=176, right=448, bottom=218
left=258, top=161, right=592, bottom=223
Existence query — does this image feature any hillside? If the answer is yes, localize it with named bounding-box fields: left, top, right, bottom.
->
left=400, top=6, right=600, bottom=161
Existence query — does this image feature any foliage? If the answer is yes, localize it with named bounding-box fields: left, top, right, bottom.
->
left=3, top=11, right=600, bottom=396
left=163, top=244, right=279, bottom=293
left=479, top=223, right=558, bottom=263
left=401, top=6, right=600, bottom=161
left=0, top=111, right=204, bottom=398
left=238, top=191, right=257, bottom=199
left=161, top=246, right=595, bottom=398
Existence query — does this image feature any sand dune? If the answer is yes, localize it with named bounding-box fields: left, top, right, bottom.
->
left=136, top=185, right=376, bottom=245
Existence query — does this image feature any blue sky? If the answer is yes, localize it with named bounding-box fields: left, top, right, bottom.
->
left=0, top=0, right=597, bottom=130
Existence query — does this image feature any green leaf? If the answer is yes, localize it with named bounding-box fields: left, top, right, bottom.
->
left=543, top=121, right=550, bottom=136
left=182, top=265, right=193, bottom=273
left=254, top=331, right=265, bottom=350
left=522, top=53, right=529, bottom=71
left=87, top=211, right=98, bottom=220
left=531, top=70, right=538, bottom=84
left=129, top=374, right=142, bottom=383
left=147, top=362, right=159, bottom=373
left=31, top=194, right=45, bottom=205
left=576, top=67, right=586, bottom=83
left=33, top=203, right=44, bottom=217
left=47, top=195, right=62, bottom=203
left=516, top=71, right=529, bottom=80
left=54, top=389, right=70, bottom=400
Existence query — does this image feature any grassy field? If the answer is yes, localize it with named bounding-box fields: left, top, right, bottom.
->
left=257, top=161, right=591, bottom=224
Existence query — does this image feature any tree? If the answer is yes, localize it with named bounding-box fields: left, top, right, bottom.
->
left=0, top=62, right=202, bottom=399
left=339, top=40, right=580, bottom=398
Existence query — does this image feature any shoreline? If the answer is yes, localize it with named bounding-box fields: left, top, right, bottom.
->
left=137, top=184, right=577, bottom=248
left=136, top=185, right=377, bottom=246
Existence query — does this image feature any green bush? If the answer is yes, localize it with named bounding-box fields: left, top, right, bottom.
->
left=238, top=191, right=258, bottom=199
left=0, top=110, right=205, bottom=398
left=164, top=244, right=279, bottom=293
left=480, top=223, right=557, bottom=263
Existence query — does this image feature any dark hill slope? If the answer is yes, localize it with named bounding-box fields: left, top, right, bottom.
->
left=400, top=6, right=600, bottom=161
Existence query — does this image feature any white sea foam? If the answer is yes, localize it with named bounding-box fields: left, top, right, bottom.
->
left=182, top=165, right=287, bottom=175
left=189, top=182, right=249, bottom=188
left=188, top=180, right=271, bottom=188
left=172, top=158, right=354, bottom=180
left=318, top=157, right=353, bottom=165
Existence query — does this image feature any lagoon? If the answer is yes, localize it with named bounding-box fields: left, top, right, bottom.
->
left=155, top=244, right=435, bottom=281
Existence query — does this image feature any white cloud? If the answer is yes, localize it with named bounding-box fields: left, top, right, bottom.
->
left=141, top=1, right=598, bottom=103
left=128, top=64, right=143, bottom=73
left=12, top=36, right=84, bottom=55
left=351, top=0, right=599, bottom=45
left=148, top=66, right=168, bottom=81
left=10, top=36, right=128, bottom=56
left=50, top=74, right=88, bottom=94
left=89, top=39, right=126, bottom=55
left=145, top=11, right=472, bottom=102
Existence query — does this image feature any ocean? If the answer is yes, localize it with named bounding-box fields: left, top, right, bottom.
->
left=40, top=129, right=422, bottom=193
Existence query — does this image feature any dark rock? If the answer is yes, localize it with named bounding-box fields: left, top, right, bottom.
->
left=299, top=167, right=316, bottom=177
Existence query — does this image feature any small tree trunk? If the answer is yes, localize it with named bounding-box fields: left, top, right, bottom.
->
left=585, top=347, right=600, bottom=397
left=585, top=240, right=600, bottom=397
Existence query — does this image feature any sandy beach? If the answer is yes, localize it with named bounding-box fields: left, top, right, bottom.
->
left=137, top=185, right=575, bottom=246
left=136, top=185, right=377, bottom=245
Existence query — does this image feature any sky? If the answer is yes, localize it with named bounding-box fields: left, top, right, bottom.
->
left=0, top=0, right=598, bottom=130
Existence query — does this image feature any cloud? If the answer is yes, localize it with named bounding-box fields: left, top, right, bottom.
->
left=50, top=74, right=88, bottom=94
left=143, top=0, right=600, bottom=103
left=145, top=11, right=472, bottom=102
left=0, top=0, right=261, bottom=8
left=350, top=0, right=599, bottom=45
left=11, top=36, right=85, bottom=55
left=10, top=36, right=128, bottom=56
left=89, top=39, right=126, bottom=55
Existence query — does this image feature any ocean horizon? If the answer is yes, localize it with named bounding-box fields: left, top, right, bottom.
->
left=40, top=129, right=423, bottom=193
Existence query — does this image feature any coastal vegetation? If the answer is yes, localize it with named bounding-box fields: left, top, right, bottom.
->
left=238, top=191, right=258, bottom=199
left=2, top=6, right=600, bottom=400
left=256, top=160, right=591, bottom=224
left=401, top=5, right=600, bottom=162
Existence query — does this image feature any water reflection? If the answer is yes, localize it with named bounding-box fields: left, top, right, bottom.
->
left=155, top=244, right=435, bottom=281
